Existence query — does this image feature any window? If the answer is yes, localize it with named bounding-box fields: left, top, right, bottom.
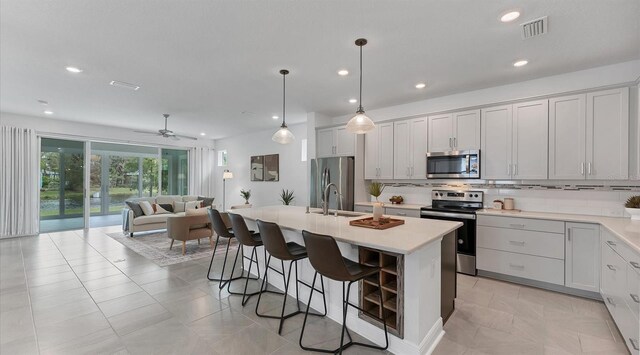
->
left=161, top=149, right=189, bottom=195
left=217, top=149, right=228, bottom=167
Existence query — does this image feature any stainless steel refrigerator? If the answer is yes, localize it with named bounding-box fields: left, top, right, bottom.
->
left=310, top=157, right=355, bottom=212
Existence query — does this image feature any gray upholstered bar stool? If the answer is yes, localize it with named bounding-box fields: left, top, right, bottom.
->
left=206, top=209, right=257, bottom=289
left=300, top=230, right=389, bottom=354
left=226, top=212, right=281, bottom=306
left=255, top=219, right=327, bottom=335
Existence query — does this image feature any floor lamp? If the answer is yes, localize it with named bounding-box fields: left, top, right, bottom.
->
left=222, top=170, right=233, bottom=211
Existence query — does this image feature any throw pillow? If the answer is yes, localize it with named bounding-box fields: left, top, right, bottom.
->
left=173, top=201, right=186, bottom=213
left=155, top=204, right=171, bottom=214
left=139, top=201, right=155, bottom=216
left=125, top=201, right=144, bottom=218
left=158, top=203, right=174, bottom=213
left=185, top=207, right=209, bottom=216
left=198, top=196, right=215, bottom=207
left=185, top=200, right=201, bottom=210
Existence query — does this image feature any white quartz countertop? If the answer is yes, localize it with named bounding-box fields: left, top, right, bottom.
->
left=477, top=209, right=640, bottom=254
left=232, top=206, right=462, bottom=254
left=355, top=202, right=426, bottom=210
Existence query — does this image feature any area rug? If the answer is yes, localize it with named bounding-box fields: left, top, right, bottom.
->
left=107, top=231, right=239, bottom=266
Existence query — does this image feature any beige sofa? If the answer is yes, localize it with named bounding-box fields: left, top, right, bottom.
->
left=123, top=195, right=215, bottom=237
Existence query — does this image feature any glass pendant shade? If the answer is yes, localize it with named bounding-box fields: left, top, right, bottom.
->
left=346, top=111, right=375, bottom=134
left=272, top=124, right=295, bottom=144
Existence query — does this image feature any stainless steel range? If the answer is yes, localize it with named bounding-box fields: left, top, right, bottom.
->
left=420, top=190, right=484, bottom=275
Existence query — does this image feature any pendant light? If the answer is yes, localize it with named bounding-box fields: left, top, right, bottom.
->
left=345, top=38, right=375, bottom=134
left=272, top=69, right=295, bottom=144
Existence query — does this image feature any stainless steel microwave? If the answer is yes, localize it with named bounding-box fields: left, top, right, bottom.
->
left=426, top=150, right=480, bottom=179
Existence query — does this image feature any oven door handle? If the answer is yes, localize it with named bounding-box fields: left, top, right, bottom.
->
left=420, top=210, right=476, bottom=220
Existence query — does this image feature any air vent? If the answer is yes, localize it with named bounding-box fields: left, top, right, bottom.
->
left=109, top=80, right=140, bottom=91
left=521, top=16, right=548, bottom=39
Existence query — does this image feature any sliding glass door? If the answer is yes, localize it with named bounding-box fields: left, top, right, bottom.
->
left=40, top=138, right=85, bottom=232
left=161, top=149, right=188, bottom=195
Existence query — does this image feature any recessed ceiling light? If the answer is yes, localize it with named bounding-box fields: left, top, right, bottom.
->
left=500, top=11, right=520, bottom=22
left=109, top=80, right=140, bottom=91
left=415, top=82, right=427, bottom=89
left=337, top=69, right=349, bottom=76
left=348, top=98, right=358, bottom=103
left=44, top=110, right=53, bottom=115
left=272, top=115, right=279, bottom=120
left=65, top=66, right=83, bottom=73
left=200, top=132, right=206, bottom=136
left=513, top=60, right=529, bottom=67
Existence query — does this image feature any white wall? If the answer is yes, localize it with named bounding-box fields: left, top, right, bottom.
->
left=0, top=112, right=214, bottom=149
left=214, top=123, right=308, bottom=209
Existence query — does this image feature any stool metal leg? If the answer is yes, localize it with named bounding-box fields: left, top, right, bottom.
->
left=206, top=235, right=242, bottom=286
left=224, top=245, right=263, bottom=306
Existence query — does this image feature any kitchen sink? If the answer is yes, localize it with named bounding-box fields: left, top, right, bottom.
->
left=311, top=210, right=364, bottom=218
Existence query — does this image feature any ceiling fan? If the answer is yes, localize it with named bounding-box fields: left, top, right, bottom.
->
left=134, top=114, right=197, bottom=140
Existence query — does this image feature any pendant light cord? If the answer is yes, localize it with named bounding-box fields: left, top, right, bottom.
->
left=282, top=72, right=286, bottom=127
left=358, top=44, right=363, bottom=113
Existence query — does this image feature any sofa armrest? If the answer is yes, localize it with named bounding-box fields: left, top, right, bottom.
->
left=127, top=209, right=135, bottom=232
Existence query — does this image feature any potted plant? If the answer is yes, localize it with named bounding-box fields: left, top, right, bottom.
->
left=368, top=182, right=385, bottom=221
left=625, top=195, right=640, bottom=220
left=280, top=189, right=295, bottom=205
left=240, top=189, right=251, bottom=204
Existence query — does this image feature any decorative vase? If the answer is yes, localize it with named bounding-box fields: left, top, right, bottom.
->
left=626, top=208, right=640, bottom=220
left=373, top=202, right=384, bottom=222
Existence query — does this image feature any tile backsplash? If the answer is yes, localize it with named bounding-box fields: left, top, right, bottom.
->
left=371, top=184, right=640, bottom=218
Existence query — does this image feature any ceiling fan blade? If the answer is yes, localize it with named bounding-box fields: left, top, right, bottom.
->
left=170, top=135, right=180, bottom=141
left=174, top=134, right=198, bottom=141
left=134, top=130, right=161, bottom=136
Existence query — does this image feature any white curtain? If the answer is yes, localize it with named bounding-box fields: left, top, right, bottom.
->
left=189, top=147, right=215, bottom=197
left=0, top=126, right=39, bottom=238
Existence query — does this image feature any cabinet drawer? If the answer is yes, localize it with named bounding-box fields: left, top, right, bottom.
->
left=477, top=215, right=564, bottom=234
left=384, top=207, right=420, bottom=218
left=477, top=247, right=565, bottom=285
left=477, top=226, right=565, bottom=259
left=354, top=205, right=373, bottom=213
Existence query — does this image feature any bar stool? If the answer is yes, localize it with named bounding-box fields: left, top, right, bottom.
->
left=300, top=230, right=389, bottom=354
left=255, top=219, right=327, bottom=335
left=206, top=209, right=256, bottom=289
left=226, top=213, right=281, bottom=306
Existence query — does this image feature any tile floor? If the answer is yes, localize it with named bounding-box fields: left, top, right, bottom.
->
left=0, top=226, right=629, bottom=355
left=433, top=274, right=630, bottom=355
left=0, top=226, right=387, bottom=355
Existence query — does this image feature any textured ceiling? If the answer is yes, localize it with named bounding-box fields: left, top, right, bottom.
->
left=1, top=0, right=638, bottom=139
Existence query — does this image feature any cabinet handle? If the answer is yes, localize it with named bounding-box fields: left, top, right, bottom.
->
left=449, top=137, right=452, bottom=148
left=630, top=294, right=640, bottom=303
left=509, top=223, right=525, bottom=229
left=514, top=163, right=518, bottom=176
left=588, top=162, right=592, bottom=175
left=509, top=240, right=526, bottom=246
left=397, top=212, right=407, bottom=216
left=606, top=264, right=616, bottom=271
left=630, top=338, right=639, bottom=351
left=606, top=297, right=616, bottom=306
left=411, top=167, right=414, bottom=176
left=509, top=263, right=525, bottom=269
left=567, top=228, right=571, bottom=241
left=630, top=261, right=640, bottom=269
left=507, top=164, right=511, bottom=176
left=606, top=240, right=616, bottom=247
left=580, top=162, right=585, bottom=175
left=453, top=137, right=457, bottom=148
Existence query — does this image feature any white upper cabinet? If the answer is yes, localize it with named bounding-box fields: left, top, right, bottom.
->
left=586, top=87, right=629, bottom=180
left=549, top=94, right=587, bottom=180
left=549, top=88, right=629, bottom=181
left=316, top=126, right=355, bottom=158
left=481, top=105, right=512, bottom=179
left=427, top=113, right=453, bottom=152
left=364, top=122, right=394, bottom=179
left=512, top=100, right=549, bottom=180
left=394, top=117, right=427, bottom=179
left=428, top=110, right=480, bottom=152
left=453, top=109, right=481, bottom=150
left=481, top=101, right=548, bottom=180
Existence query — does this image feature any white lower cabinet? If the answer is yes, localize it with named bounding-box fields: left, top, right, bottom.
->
left=565, top=223, right=600, bottom=292
left=601, top=228, right=639, bottom=354
left=477, top=248, right=565, bottom=285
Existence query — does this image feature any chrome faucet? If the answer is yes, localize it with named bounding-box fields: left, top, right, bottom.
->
left=323, top=183, right=342, bottom=216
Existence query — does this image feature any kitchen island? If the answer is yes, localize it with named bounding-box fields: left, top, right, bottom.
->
left=232, top=205, right=462, bottom=355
